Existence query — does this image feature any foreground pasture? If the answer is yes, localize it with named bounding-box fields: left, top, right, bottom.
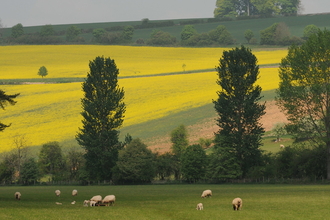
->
left=0, top=184, right=329, bottom=219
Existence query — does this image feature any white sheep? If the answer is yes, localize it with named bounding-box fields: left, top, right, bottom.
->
left=90, top=201, right=97, bottom=207
left=71, top=201, right=76, bottom=205
left=83, top=200, right=90, bottom=207
left=55, top=190, right=61, bottom=197
left=102, top=195, right=116, bottom=206
left=280, top=144, right=285, bottom=149
left=196, top=203, right=203, bottom=210
left=72, top=189, right=78, bottom=196
left=15, top=192, right=21, bottom=200
left=232, top=198, right=243, bottom=211
left=90, top=195, right=102, bottom=205
left=55, top=202, right=62, bottom=205
left=201, top=189, right=212, bottom=198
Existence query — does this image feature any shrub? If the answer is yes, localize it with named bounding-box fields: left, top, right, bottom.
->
left=147, top=30, right=176, bottom=46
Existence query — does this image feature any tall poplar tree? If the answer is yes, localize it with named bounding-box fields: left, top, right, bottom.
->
left=213, top=46, right=265, bottom=177
left=76, top=56, right=125, bottom=181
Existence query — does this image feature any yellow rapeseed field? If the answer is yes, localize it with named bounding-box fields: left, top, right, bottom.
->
left=0, top=45, right=284, bottom=152
left=0, top=45, right=286, bottom=79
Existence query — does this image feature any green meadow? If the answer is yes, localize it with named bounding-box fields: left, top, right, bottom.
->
left=1, top=184, right=330, bottom=220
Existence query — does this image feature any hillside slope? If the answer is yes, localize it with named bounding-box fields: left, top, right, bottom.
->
left=2, top=13, right=330, bottom=45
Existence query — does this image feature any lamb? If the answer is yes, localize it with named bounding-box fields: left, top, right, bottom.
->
left=280, top=144, right=285, bottom=149
left=201, top=189, right=212, bottom=198
left=83, top=200, right=90, bottom=207
left=102, top=195, right=116, bottom=206
left=72, top=189, right=78, bottom=196
left=15, top=192, right=21, bottom=200
left=71, top=201, right=76, bottom=205
left=196, top=203, right=203, bottom=210
left=232, top=198, right=243, bottom=211
left=55, top=190, right=61, bottom=197
left=90, top=195, right=102, bottom=205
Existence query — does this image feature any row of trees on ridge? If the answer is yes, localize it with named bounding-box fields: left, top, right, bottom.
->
left=2, top=18, right=321, bottom=46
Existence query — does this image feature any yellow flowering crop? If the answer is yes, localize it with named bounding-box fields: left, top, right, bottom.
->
left=0, top=45, right=286, bottom=79
left=0, top=45, right=285, bottom=152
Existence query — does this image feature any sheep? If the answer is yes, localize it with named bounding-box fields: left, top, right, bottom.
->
left=232, top=198, right=243, bottom=211
left=83, top=200, right=90, bottom=207
left=55, top=202, right=62, bottom=205
left=90, top=195, right=102, bottom=205
left=55, top=190, right=61, bottom=197
left=90, top=201, right=97, bottom=207
left=102, top=195, right=116, bottom=206
left=71, top=201, right=76, bottom=205
left=201, top=189, right=212, bottom=198
left=280, top=144, right=285, bottom=149
left=15, top=192, right=21, bottom=200
left=196, top=203, right=203, bottom=210
left=72, top=189, right=78, bottom=196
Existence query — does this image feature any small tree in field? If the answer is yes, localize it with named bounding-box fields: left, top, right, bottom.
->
left=38, top=66, right=48, bottom=78
left=213, top=46, right=266, bottom=178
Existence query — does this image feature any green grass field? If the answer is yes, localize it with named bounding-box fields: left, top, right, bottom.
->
left=1, top=184, right=330, bottom=219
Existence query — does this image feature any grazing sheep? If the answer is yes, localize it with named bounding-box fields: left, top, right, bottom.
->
left=90, top=195, right=102, bottom=205
left=83, top=200, right=90, bottom=207
left=55, top=190, right=61, bottom=197
left=196, top=203, right=203, bottom=210
left=15, top=192, right=21, bottom=200
left=90, top=201, right=97, bottom=207
left=201, top=189, right=212, bottom=198
left=71, top=201, right=76, bottom=205
left=232, top=198, right=243, bottom=211
left=72, top=189, right=78, bottom=196
left=102, top=195, right=116, bottom=206
left=280, top=144, right=285, bottom=149
left=55, top=202, right=62, bottom=205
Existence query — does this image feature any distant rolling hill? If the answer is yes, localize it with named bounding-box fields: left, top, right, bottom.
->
left=2, top=13, right=330, bottom=45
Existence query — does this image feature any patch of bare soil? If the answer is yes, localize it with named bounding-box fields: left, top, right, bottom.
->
left=147, top=100, right=288, bottom=153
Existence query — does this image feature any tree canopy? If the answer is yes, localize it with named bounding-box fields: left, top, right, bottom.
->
left=275, top=29, right=330, bottom=179
left=76, top=56, right=125, bottom=181
left=112, top=138, right=155, bottom=184
left=214, top=0, right=301, bottom=18
left=37, top=66, right=48, bottom=78
left=11, top=23, right=24, bottom=38
left=213, top=46, right=265, bottom=177
left=38, top=141, right=64, bottom=180
left=0, top=89, right=19, bottom=132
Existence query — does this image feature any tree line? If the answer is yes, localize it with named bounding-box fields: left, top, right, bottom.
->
left=1, top=29, right=330, bottom=184
left=1, top=17, right=320, bottom=47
